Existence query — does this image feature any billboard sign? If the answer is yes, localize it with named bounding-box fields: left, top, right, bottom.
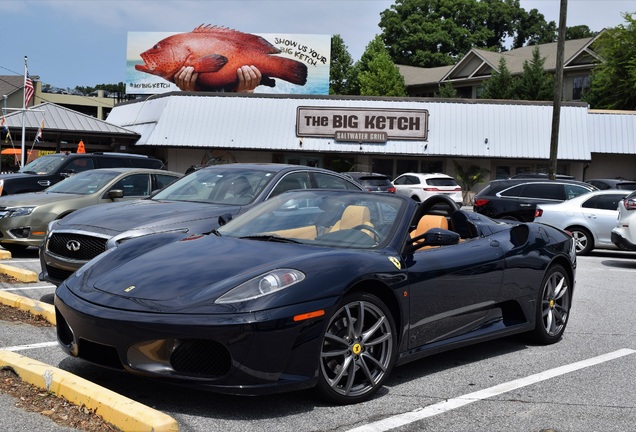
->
left=126, top=26, right=330, bottom=95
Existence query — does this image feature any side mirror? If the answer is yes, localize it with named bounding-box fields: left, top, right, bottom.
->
left=60, top=169, right=75, bottom=178
left=108, top=189, right=124, bottom=200
left=406, top=228, right=461, bottom=253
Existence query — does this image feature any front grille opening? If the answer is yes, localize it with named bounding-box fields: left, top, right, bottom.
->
left=48, top=233, right=107, bottom=261
left=55, top=309, right=73, bottom=346
left=170, top=339, right=231, bottom=377
left=46, top=265, right=74, bottom=282
left=79, top=338, right=124, bottom=370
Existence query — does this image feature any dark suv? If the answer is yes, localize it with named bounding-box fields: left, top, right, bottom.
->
left=342, top=172, right=395, bottom=193
left=0, top=152, right=164, bottom=195
left=473, top=178, right=597, bottom=221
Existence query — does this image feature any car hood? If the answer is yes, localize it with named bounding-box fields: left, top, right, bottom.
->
left=67, top=235, right=370, bottom=313
left=0, top=172, right=39, bottom=180
left=54, top=199, right=243, bottom=236
left=0, top=191, right=88, bottom=207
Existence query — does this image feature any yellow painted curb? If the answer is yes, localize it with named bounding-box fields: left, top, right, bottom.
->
left=0, top=263, right=38, bottom=283
left=0, top=290, right=56, bottom=325
left=0, top=350, right=179, bottom=431
left=0, top=249, right=11, bottom=260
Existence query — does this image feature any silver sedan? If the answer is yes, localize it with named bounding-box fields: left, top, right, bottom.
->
left=534, top=189, right=630, bottom=255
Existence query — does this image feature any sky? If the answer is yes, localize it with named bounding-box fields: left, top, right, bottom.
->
left=0, top=0, right=634, bottom=90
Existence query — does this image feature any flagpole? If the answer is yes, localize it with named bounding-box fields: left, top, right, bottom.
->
left=21, top=56, right=27, bottom=168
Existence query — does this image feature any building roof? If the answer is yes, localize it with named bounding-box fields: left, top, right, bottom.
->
left=0, top=75, right=24, bottom=99
left=400, top=35, right=603, bottom=86
left=106, top=92, right=592, bottom=161
left=587, top=110, right=636, bottom=154
left=1, top=102, right=139, bottom=148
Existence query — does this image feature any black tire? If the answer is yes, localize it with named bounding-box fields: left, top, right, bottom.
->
left=0, top=243, right=29, bottom=254
left=316, top=292, right=397, bottom=404
left=567, top=226, right=593, bottom=255
left=530, top=264, right=572, bottom=345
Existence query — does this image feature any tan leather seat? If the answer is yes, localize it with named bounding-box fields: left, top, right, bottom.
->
left=328, top=205, right=373, bottom=232
left=411, top=215, right=448, bottom=240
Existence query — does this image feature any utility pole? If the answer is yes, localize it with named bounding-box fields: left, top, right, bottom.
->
left=548, top=0, right=568, bottom=179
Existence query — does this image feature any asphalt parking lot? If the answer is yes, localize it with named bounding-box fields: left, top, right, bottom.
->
left=1, top=246, right=635, bottom=432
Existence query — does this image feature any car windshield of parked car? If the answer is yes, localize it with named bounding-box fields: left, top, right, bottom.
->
left=46, top=170, right=118, bottom=195
left=19, top=154, right=66, bottom=175
left=151, top=166, right=275, bottom=205
left=217, top=191, right=404, bottom=249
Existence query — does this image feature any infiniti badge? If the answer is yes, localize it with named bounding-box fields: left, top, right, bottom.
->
left=66, top=240, right=81, bottom=252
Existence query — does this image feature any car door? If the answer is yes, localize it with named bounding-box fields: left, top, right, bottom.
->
left=405, top=237, right=504, bottom=348
left=581, top=193, right=627, bottom=245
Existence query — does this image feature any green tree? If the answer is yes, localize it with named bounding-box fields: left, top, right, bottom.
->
left=584, top=13, right=636, bottom=110
left=479, top=57, right=517, bottom=99
left=452, top=160, right=490, bottom=205
left=515, top=46, right=553, bottom=101
left=379, top=0, right=556, bottom=68
left=566, top=25, right=598, bottom=40
left=354, top=36, right=407, bottom=96
left=439, top=81, right=458, bottom=98
left=329, top=35, right=354, bottom=95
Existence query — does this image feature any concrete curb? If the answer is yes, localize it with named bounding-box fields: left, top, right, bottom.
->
left=0, top=263, right=39, bottom=283
left=0, top=350, right=179, bottom=431
left=0, top=290, right=56, bottom=325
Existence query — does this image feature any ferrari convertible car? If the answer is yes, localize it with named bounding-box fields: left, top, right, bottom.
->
left=54, top=190, right=576, bottom=404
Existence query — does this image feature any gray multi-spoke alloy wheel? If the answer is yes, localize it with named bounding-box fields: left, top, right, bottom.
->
left=317, top=293, right=396, bottom=404
left=568, top=226, right=593, bottom=255
left=531, top=264, right=572, bottom=344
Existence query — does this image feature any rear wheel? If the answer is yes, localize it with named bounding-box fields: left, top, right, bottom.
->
left=317, top=292, right=396, bottom=404
left=567, top=226, right=593, bottom=255
left=530, top=264, right=572, bottom=344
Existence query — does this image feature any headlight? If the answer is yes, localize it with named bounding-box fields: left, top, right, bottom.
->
left=215, top=269, right=305, bottom=304
left=6, top=206, right=36, bottom=217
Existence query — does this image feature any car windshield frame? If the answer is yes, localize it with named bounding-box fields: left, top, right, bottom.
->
left=151, top=166, right=277, bottom=205
left=217, top=190, right=406, bottom=250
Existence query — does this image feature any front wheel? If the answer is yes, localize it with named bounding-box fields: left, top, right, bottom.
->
left=317, top=292, right=397, bottom=404
left=530, top=264, right=572, bottom=344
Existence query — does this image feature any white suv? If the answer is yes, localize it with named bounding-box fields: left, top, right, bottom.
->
left=392, top=173, right=463, bottom=206
left=611, top=191, right=636, bottom=251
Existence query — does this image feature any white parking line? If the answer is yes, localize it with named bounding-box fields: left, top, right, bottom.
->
left=0, top=285, right=54, bottom=291
left=348, top=348, right=636, bottom=432
left=3, top=341, right=58, bottom=352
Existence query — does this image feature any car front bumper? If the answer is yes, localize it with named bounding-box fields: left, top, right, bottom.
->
left=54, top=282, right=339, bottom=395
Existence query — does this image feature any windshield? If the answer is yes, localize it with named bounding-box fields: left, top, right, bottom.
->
left=19, top=154, right=67, bottom=175
left=152, top=166, right=275, bottom=204
left=217, top=190, right=405, bottom=249
left=46, top=170, right=118, bottom=195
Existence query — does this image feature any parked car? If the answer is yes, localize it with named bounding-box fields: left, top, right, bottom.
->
left=0, top=152, right=165, bottom=196
left=392, top=173, right=463, bottom=206
left=611, top=190, right=636, bottom=251
left=585, top=178, right=636, bottom=191
left=39, top=163, right=362, bottom=285
left=0, top=168, right=182, bottom=253
left=341, top=172, right=395, bottom=193
left=53, top=191, right=575, bottom=404
left=534, top=189, right=629, bottom=255
left=473, top=178, right=597, bottom=222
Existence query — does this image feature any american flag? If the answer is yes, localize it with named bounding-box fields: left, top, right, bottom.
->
left=24, top=72, right=34, bottom=107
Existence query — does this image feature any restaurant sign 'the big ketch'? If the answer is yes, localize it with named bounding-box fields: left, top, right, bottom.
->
left=296, top=107, right=429, bottom=143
